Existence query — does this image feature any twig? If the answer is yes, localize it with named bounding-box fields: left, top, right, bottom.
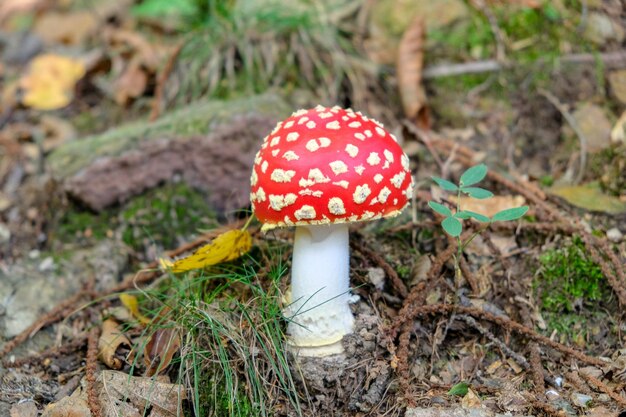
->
left=538, top=89, right=587, bottom=184
left=86, top=327, right=102, bottom=417
left=403, top=121, right=444, bottom=171
left=422, top=50, right=626, bottom=79
left=388, top=243, right=459, bottom=340
left=459, top=256, right=480, bottom=295
left=470, top=0, right=506, bottom=62
left=149, top=40, right=185, bottom=121
left=522, top=394, right=563, bottom=417
left=457, top=314, right=529, bottom=369
left=529, top=343, right=544, bottom=395
left=565, top=371, right=592, bottom=395
left=580, top=371, right=626, bottom=407
left=402, top=303, right=606, bottom=367
left=351, top=236, right=408, bottom=298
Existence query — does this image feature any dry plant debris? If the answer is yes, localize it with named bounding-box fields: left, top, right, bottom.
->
left=0, top=0, right=625, bottom=416
left=97, top=319, right=133, bottom=371
left=19, top=54, right=86, bottom=110
left=42, top=371, right=185, bottom=417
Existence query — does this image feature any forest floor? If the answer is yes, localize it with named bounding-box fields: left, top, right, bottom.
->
left=0, top=0, right=625, bottom=416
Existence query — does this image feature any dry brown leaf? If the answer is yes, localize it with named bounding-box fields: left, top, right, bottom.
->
left=452, top=195, right=526, bottom=218
left=461, top=388, right=482, bottom=408
left=144, top=327, right=181, bottom=377
left=98, top=319, right=133, bottom=370
left=40, top=115, right=77, bottom=152
left=0, top=0, right=43, bottom=24
left=19, top=54, right=85, bottom=110
left=396, top=16, right=430, bottom=129
left=33, top=11, right=98, bottom=45
left=103, top=27, right=163, bottom=71
left=100, top=370, right=186, bottom=417
left=42, top=371, right=185, bottom=417
left=114, top=60, right=148, bottom=105
left=42, top=390, right=91, bottom=417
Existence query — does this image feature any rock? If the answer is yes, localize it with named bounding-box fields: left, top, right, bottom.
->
left=366, top=0, right=469, bottom=64
left=404, top=408, right=533, bottom=417
left=545, top=389, right=560, bottom=401
left=608, top=70, right=626, bottom=105
left=549, top=398, right=577, bottom=417
left=0, top=32, right=43, bottom=66
left=584, top=12, right=625, bottom=45
left=9, top=399, right=38, bottom=417
left=367, top=267, right=385, bottom=290
left=570, top=393, right=592, bottom=408
left=48, top=93, right=291, bottom=212
left=0, top=223, right=10, bottom=244
left=606, top=227, right=623, bottom=243
left=586, top=406, right=616, bottom=417
left=0, top=240, right=129, bottom=339
left=571, top=103, right=612, bottom=153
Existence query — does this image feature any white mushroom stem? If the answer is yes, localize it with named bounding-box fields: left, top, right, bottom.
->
left=286, top=223, right=355, bottom=356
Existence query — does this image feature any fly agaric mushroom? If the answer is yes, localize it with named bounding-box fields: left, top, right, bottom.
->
left=250, top=105, right=413, bottom=356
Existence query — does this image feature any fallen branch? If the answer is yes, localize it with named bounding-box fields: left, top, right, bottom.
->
left=351, top=236, right=409, bottom=298
left=422, top=50, right=626, bottom=79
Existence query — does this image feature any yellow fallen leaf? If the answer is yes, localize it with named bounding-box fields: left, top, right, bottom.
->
left=169, top=229, right=252, bottom=273
left=119, top=293, right=151, bottom=325
left=549, top=182, right=626, bottom=214
left=20, top=54, right=86, bottom=110
left=159, top=257, right=174, bottom=269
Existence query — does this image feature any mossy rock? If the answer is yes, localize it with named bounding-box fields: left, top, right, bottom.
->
left=48, top=93, right=291, bottom=212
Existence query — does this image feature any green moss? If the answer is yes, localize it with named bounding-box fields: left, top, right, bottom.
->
left=534, top=236, right=607, bottom=314
left=57, top=209, right=116, bottom=242
left=57, top=182, right=217, bottom=252
left=120, top=182, right=218, bottom=250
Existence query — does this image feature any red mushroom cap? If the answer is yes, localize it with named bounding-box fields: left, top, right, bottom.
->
left=250, top=105, right=413, bottom=229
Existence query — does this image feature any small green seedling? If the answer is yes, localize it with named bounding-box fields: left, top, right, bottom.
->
left=429, top=164, right=529, bottom=281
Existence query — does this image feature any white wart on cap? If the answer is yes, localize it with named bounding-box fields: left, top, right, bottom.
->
left=250, top=105, right=413, bottom=229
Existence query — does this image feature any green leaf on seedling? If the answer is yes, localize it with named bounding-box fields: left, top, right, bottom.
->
left=461, top=187, right=494, bottom=199
left=448, top=381, right=469, bottom=396
left=432, top=176, right=458, bottom=191
left=491, top=206, right=529, bottom=222
left=459, top=164, right=487, bottom=186
left=428, top=201, right=453, bottom=217
left=456, top=210, right=490, bottom=222
left=442, top=216, right=462, bottom=237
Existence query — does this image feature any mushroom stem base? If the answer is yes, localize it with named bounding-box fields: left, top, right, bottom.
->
left=286, top=224, right=354, bottom=354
